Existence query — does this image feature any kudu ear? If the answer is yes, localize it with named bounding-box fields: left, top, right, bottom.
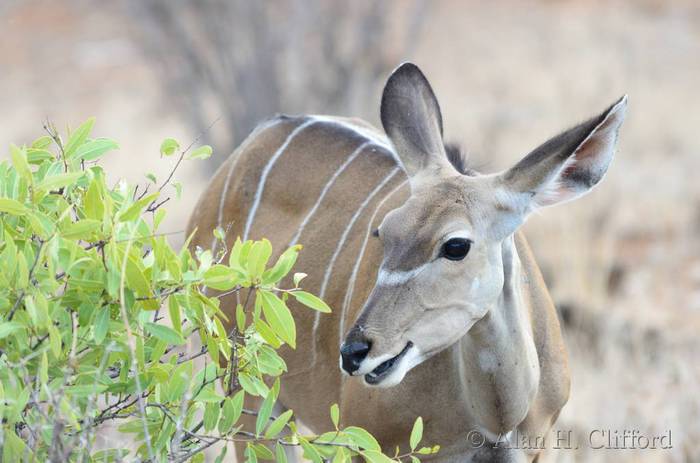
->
left=499, top=95, right=627, bottom=211
left=380, top=63, right=454, bottom=179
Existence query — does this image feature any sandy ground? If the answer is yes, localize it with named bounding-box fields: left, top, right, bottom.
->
left=1, top=1, right=699, bottom=461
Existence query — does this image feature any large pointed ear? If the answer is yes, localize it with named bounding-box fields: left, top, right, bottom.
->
left=380, top=63, right=454, bottom=179
left=499, top=95, right=627, bottom=211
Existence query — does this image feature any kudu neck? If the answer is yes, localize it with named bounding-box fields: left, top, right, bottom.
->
left=453, top=234, right=541, bottom=436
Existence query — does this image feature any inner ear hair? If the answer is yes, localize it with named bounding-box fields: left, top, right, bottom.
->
left=503, top=95, right=627, bottom=208
left=444, top=143, right=476, bottom=176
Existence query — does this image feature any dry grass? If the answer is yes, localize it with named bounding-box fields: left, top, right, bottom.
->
left=1, top=0, right=699, bottom=461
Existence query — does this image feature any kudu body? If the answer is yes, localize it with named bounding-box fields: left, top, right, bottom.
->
left=187, top=63, right=627, bottom=462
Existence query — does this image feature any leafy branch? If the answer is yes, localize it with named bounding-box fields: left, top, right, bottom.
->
left=0, top=120, right=437, bottom=463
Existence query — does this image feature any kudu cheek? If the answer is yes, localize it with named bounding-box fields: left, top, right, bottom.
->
left=409, top=308, right=478, bottom=357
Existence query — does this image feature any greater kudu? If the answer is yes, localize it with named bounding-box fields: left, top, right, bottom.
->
left=187, top=63, right=627, bottom=462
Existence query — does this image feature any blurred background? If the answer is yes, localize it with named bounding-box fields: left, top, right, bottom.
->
left=1, top=1, right=699, bottom=461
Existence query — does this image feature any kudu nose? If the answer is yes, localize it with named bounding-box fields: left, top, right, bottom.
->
left=340, top=332, right=371, bottom=375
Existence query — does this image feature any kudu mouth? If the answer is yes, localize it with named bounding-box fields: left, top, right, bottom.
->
left=365, top=341, right=413, bottom=385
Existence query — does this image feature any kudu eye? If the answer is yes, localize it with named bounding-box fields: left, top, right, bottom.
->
left=441, top=238, right=471, bottom=261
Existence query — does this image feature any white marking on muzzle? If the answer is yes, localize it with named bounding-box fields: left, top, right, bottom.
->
left=376, top=265, right=427, bottom=286
left=363, top=345, right=423, bottom=388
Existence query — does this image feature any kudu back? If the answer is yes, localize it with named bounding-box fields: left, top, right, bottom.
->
left=187, top=63, right=627, bottom=461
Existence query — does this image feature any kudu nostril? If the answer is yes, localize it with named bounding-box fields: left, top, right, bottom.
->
left=340, top=339, right=371, bottom=374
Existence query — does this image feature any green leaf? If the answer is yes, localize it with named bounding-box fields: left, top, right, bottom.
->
left=91, top=449, right=130, bottom=461
left=250, top=443, right=274, bottom=460
left=332, top=447, right=350, bottom=463
left=214, top=446, right=228, bottom=463
left=259, top=290, right=296, bottom=348
left=219, top=390, right=244, bottom=434
left=292, top=290, right=331, bottom=313
left=65, top=384, right=108, bottom=397
left=166, top=363, right=191, bottom=402
left=64, top=118, right=95, bottom=158
left=195, top=386, right=223, bottom=403
left=118, top=192, right=159, bottom=222
left=3, top=429, right=31, bottom=462
left=262, top=245, right=300, bottom=285
left=203, top=402, right=220, bottom=432
left=275, top=444, right=288, bottom=463
left=144, top=322, right=185, bottom=346
left=254, top=319, right=282, bottom=349
left=159, top=138, right=180, bottom=156
left=94, top=306, right=110, bottom=344
left=330, top=403, right=340, bottom=429
left=172, top=181, right=183, bottom=199
left=245, top=444, right=258, bottom=463
left=26, top=148, right=53, bottom=164
left=416, top=446, right=436, bottom=455
left=239, top=373, right=268, bottom=397
left=264, top=409, right=293, bottom=438
left=203, top=264, right=242, bottom=291
left=154, top=208, right=167, bottom=229
left=255, top=381, right=278, bottom=436
left=168, top=296, right=181, bottom=335
left=10, top=144, right=32, bottom=183
left=74, top=138, right=118, bottom=161
left=247, top=239, right=272, bottom=280
left=186, top=144, right=213, bottom=160
left=410, top=416, right=423, bottom=451
left=36, top=172, right=84, bottom=192
left=122, top=251, right=151, bottom=296
left=48, top=324, right=61, bottom=357
left=39, top=352, right=48, bottom=385
left=62, top=219, right=101, bottom=240
left=361, top=450, right=395, bottom=463
left=0, top=198, right=27, bottom=216
left=25, top=294, right=49, bottom=329
left=344, top=426, right=381, bottom=451
left=0, top=322, right=25, bottom=339
left=31, top=135, right=53, bottom=149
left=236, top=303, right=246, bottom=332
left=84, top=179, right=105, bottom=220
left=28, top=210, right=55, bottom=238
left=300, top=440, right=323, bottom=463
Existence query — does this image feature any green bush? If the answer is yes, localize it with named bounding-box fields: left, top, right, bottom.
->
left=0, top=120, right=436, bottom=462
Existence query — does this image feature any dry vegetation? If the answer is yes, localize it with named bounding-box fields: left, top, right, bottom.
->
left=1, top=1, right=699, bottom=461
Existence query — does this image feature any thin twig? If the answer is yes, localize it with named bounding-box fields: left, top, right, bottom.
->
left=148, top=116, right=221, bottom=212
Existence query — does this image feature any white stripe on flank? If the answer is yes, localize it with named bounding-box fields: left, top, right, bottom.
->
left=311, top=168, right=400, bottom=365
left=309, top=115, right=399, bottom=164
left=288, top=141, right=370, bottom=247
left=210, top=118, right=281, bottom=253
left=340, top=179, right=408, bottom=328
left=242, top=119, right=316, bottom=241
left=319, top=167, right=401, bottom=299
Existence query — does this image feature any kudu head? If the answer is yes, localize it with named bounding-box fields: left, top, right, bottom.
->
left=340, top=62, right=627, bottom=387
